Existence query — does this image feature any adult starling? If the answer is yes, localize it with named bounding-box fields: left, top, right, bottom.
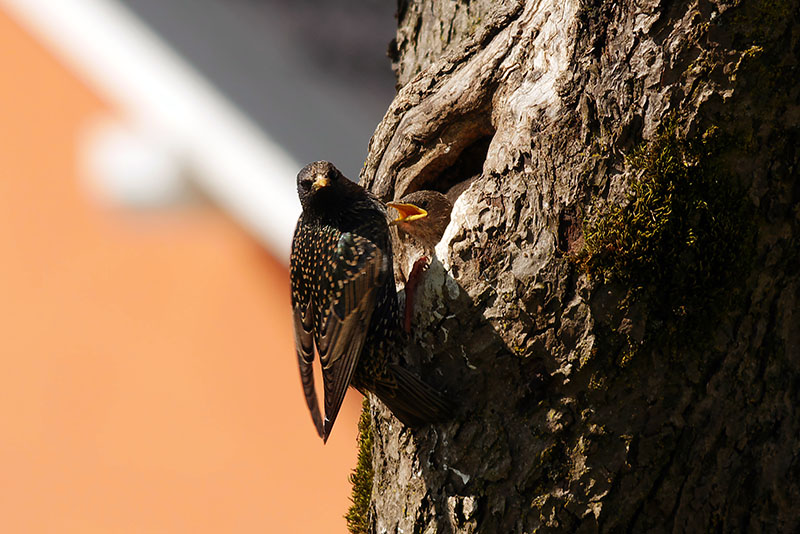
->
left=387, top=191, right=453, bottom=332
left=290, top=161, right=450, bottom=442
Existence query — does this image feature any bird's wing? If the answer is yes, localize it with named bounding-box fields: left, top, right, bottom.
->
left=292, top=300, right=324, bottom=438
left=290, top=224, right=324, bottom=438
left=316, top=232, right=387, bottom=441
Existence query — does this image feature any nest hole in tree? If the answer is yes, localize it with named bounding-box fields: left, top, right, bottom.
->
left=408, top=133, right=493, bottom=204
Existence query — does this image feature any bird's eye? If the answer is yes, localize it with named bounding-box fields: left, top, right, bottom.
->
left=301, top=179, right=312, bottom=190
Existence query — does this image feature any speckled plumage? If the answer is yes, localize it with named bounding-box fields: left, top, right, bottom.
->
left=290, top=161, right=450, bottom=442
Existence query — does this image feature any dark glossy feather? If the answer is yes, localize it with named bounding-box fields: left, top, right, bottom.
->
left=317, top=233, right=387, bottom=440
left=291, top=214, right=390, bottom=441
left=292, top=300, right=323, bottom=437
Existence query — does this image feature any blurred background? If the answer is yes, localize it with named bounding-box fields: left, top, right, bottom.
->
left=0, top=0, right=396, bottom=531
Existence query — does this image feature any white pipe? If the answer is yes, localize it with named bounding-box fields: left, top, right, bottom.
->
left=1, top=0, right=301, bottom=262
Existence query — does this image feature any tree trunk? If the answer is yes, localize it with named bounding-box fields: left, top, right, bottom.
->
left=357, top=0, right=800, bottom=532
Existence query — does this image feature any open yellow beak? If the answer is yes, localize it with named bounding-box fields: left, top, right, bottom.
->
left=311, top=175, right=330, bottom=192
left=386, top=201, right=428, bottom=225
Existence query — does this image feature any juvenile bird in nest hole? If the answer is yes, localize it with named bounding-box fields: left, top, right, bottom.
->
left=387, top=190, right=454, bottom=333
left=289, top=161, right=451, bottom=442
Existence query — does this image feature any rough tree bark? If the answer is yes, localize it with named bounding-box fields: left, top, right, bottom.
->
left=356, top=0, right=799, bottom=532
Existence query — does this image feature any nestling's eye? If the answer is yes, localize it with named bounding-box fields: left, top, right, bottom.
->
left=301, top=179, right=312, bottom=191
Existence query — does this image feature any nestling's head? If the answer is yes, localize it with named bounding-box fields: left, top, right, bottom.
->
left=387, top=190, right=453, bottom=249
left=296, top=160, right=346, bottom=209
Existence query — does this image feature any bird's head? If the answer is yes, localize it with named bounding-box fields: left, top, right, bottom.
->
left=297, top=160, right=345, bottom=209
left=387, top=190, right=453, bottom=248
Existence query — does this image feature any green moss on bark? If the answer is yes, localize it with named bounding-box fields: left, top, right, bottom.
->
left=575, top=119, right=753, bottom=356
left=729, top=0, right=794, bottom=49
left=345, top=398, right=374, bottom=534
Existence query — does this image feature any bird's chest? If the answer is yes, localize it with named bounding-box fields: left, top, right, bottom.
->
left=293, top=224, right=342, bottom=327
left=391, top=230, right=424, bottom=287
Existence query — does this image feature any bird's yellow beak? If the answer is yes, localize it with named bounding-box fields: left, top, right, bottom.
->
left=311, top=174, right=330, bottom=192
left=387, top=201, right=428, bottom=225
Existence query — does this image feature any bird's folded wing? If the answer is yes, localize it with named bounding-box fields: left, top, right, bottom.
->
left=293, top=299, right=323, bottom=438
left=317, top=232, right=387, bottom=440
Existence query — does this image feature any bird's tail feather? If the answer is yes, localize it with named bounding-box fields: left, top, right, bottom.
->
left=373, top=364, right=453, bottom=428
